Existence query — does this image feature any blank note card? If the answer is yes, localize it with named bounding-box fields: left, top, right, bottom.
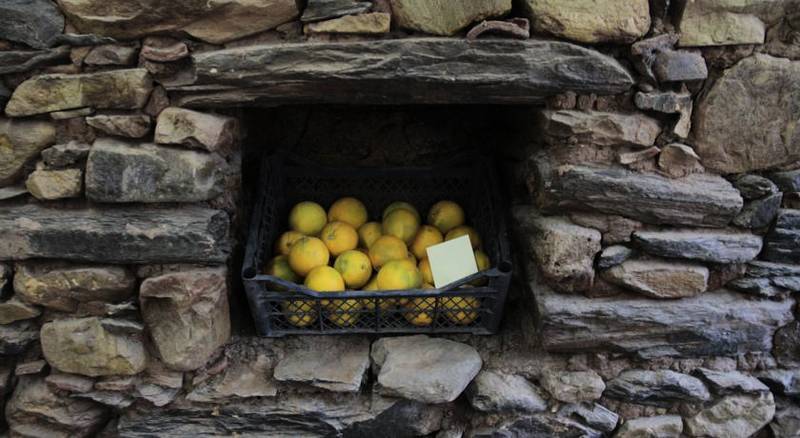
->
left=426, top=235, right=478, bottom=289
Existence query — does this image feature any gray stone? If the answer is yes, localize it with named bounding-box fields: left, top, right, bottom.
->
left=85, top=138, right=226, bottom=203
left=274, top=336, right=370, bottom=392
left=466, top=370, right=547, bottom=413
left=618, top=146, right=660, bottom=167
left=630, top=33, right=679, bottom=83
left=519, top=0, right=650, bottom=44
left=84, top=44, right=139, bottom=66
left=5, top=69, right=153, bottom=117
left=49, top=107, right=94, bottom=120
left=693, top=54, right=800, bottom=174
left=140, top=268, right=230, bottom=371
left=530, top=158, right=743, bottom=227
left=558, top=403, right=619, bottom=433
left=540, top=370, right=605, bottom=403
left=685, top=392, right=776, bottom=438
left=0, top=0, right=65, bottom=49
left=746, top=260, right=800, bottom=278
left=187, top=346, right=275, bottom=402
left=733, top=193, right=783, bottom=229
left=773, top=321, right=800, bottom=368
left=0, top=118, right=57, bottom=186
left=654, top=50, right=708, bottom=82
left=634, top=91, right=693, bottom=139
left=140, top=37, right=189, bottom=63
left=301, top=0, right=372, bottom=22
left=0, top=320, right=38, bottom=356
left=771, top=169, right=800, bottom=192
left=537, top=110, right=661, bottom=148
left=14, top=262, right=135, bottom=313
left=45, top=372, right=95, bottom=394
left=605, top=369, right=711, bottom=406
left=658, top=143, right=703, bottom=177
left=41, top=141, right=92, bottom=168
left=154, top=107, right=238, bottom=153
left=736, top=174, right=780, bottom=199
left=6, top=377, right=108, bottom=438
left=466, top=18, right=531, bottom=40
left=343, top=399, right=445, bottom=438
left=389, top=0, right=511, bottom=36
left=569, top=213, right=642, bottom=244
left=679, top=0, right=767, bottom=47
left=26, top=168, right=83, bottom=200
left=764, top=209, right=800, bottom=263
left=727, top=277, right=789, bottom=299
left=371, top=335, right=482, bottom=404
left=632, top=229, right=762, bottom=263
left=693, top=368, right=770, bottom=395
left=597, top=246, right=633, bottom=270
left=41, top=317, right=147, bottom=377
left=0, top=296, right=41, bottom=324
left=0, top=47, right=71, bottom=75
left=601, top=259, right=709, bottom=299
left=0, top=185, right=27, bottom=201
left=0, top=204, right=230, bottom=264
left=771, top=402, right=800, bottom=438
left=614, top=415, right=683, bottom=438
left=176, top=39, right=635, bottom=107
left=86, top=114, right=151, bottom=138
left=473, top=414, right=602, bottom=438
left=757, top=369, right=800, bottom=398
left=15, top=360, right=47, bottom=376
left=305, top=12, right=391, bottom=34
left=513, top=209, right=601, bottom=293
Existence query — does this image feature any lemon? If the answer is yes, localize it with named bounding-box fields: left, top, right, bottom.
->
left=274, top=231, right=305, bottom=256
left=445, top=225, right=481, bottom=249
left=328, top=197, right=368, bottom=229
left=382, top=208, right=420, bottom=245
left=428, top=200, right=465, bottom=234
left=320, top=221, right=359, bottom=256
left=406, top=251, right=417, bottom=265
left=403, top=296, right=436, bottom=327
left=369, top=235, right=408, bottom=269
left=383, top=201, right=420, bottom=223
left=364, top=275, right=379, bottom=291
left=358, top=222, right=383, bottom=249
left=443, top=296, right=480, bottom=325
left=264, top=255, right=300, bottom=284
left=360, top=275, right=393, bottom=311
left=334, top=250, right=372, bottom=289
left=410, top=225, right=443, bottom=260
left=418, top=258, right=434, bottom=285
left=304, top=265, right=345, bottom=292
left=288, top=236, right=330, bottom=277
left=326, top=297, right=362, bottom=327
left=473, top=250, right=490, bottom=286
left=282, top=299, right=317, bottom=327
left=377, top=259, right=422, bottom=291
left=289, top=201, right=327, bottom=235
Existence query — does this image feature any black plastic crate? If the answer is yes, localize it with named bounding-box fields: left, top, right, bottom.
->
left=242, top=152, right=512, bottom=337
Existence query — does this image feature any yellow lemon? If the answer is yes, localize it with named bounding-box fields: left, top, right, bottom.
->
left=377, top=259, right=422, bottom=291
left=288, top=236, right=330, bottom=277
left=304, top=265, right=345, bottom=292
left=282, top=299, right=316, bottom=327
left=358, top=222, right=383, bottom=249
left=382, top=209, right=420, bottom=245
left=320, top=221, right=359, bottom=256
left=369, top=235, right=408, bottom=269
left=473, top=250, right=491, bottom=286
left=443, top=296, right=480, bottom=325
left=288, top=201, right=327, bottom=235
left=359, top=275, right=393, bottom=311
left=403, top=296, right=436, bottom=327
left=418, top=258, right=434, bottom=285
left=264, top=255, right=300, bottom=284
left=383, top=201, right=421, bottom=223
left=304, top=266, right=361, bottom=327
left=406, top=251, right=417, bottom=265
left=428, top=200, right=465, bottom=234
left=274, top=231, right=305, bottom=256
left=410, top=225, right=444, bottom=260
left=445, top=225, right=481, bottom=249
left=328, top=197, right=368, bottom=229
left=326, top=298, right=362, bottom=327
left=334, top=250, right=372, bottom=289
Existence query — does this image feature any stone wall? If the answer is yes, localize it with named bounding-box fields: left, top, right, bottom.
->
left=0, top=0, right=799, bottom=437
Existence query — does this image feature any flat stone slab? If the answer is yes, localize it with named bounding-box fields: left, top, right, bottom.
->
left=692, top=368, right=770, bottom=396
left=632, top=229, right=762, bottom=263
left=615, top=415, right=683, bottom=438
left=764, top=209, right=800, bottom=263
left=173, top=38, right=634, bottom=107
left=371, top=335, right=482, bottom=404
left=604, top=370, right=711, bottom=406
left=273, top=336, right=370, bottom=392
left=0, top=204, right=230, bottom=264
left=466, top=370, right=547, bottom=413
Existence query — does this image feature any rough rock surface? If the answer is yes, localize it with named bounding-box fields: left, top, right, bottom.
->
left=187, top=341, right=275, bottom=402
left=569, top=213, right=642, bottom=244
left=632, top=229, right=762, bottom=263
left=85, top=138, right=226, bottom=203
left=0, top=118, right=56, bottom=185
left=531, top=159, right=743, bottom=227
left=139, top=268, right=230, bottom=371
left=764, top=209, right=800, bottom=263
left=537, top=110, right=661, bottom=148
left=557, top=402, right=619, bottom=433
left=605, top=370, right=711, bottom=406
left=41, top=317, right=147, bottom=376
left=306, top=13, right=391, bottom=34
left=733, top=193, right=782, bottom=229
left=540, top=370, right=605, bottom=403
left=25, top=168, right=83, bottom=200
left=466, top=370, right=547, bottom=413
left=596, top=245, right=633, bottom=270
left=473, top=414, right=601, bottom=438
left=178, top=39, right=635, bottom=106
left=274, top=336, right=370, bottom=392
left=14, top=262, right=135, bottom=312
left=770, top=169, right=800, bottom=192
left=634, top=91, right=693, bottom=139
left=654, top=50, right=709, bottom=82
left=658, top=143, right=703, bottom=178
left=513, top=208, right=601, bottom=292
left=0, top=320, right=39, bottom=355
left=601, top=259, right=709, bottom=299
left=58, top=0, right=300, bottom=44
left=154, top=107, right=238, bottom=153
left=0, top=0, right=65, bottom=49
left=389, top=0, right=511, bottom=36
left=693, top=54, right=800, bottom=173
left=615, top=415, right=683, bottom=438
left=736, top=174, right=780, bottom=200
left=0, top=297, right=41, bottom=325
left=519, top=0, right=650, bottom=43
left=41, top=141, right=91, bottom=168
left=301, top=0, right=372, bottom=22
left=0, top=204, right=230, bottom=264
left=84, top=44, right=139, bottom=66
left=5, top=69, right=153, bottom=117
left=86, top=114, right=151, bottom=138
left=679, top=0, right=767, bottom=47
left=771, top=402, right=800, bottom=438
left=772, top=321, right=800, bottom=368
left=371, top=335, right=482, bottom=404
left=758, top=370, right=800, bottom=398
left=0, top=47, right=71, bottom=75
left=684, top=393, right=776, bottom=438
left=692, top=368, right=770, bottom=395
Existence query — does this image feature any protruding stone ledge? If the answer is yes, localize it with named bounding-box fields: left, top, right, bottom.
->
left=172, top=38, right=634, bottom=107
left=0, top=204, right=230, bottom=264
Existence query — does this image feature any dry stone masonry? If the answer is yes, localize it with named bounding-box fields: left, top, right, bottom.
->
left=0, top=0, right=799, bottom=436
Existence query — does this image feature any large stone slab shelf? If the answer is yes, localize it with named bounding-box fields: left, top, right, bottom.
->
left=172, top=38, right=634, bottom=107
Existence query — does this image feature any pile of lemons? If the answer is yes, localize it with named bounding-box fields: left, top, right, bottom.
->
left=264, top=197, right=490, bottom=328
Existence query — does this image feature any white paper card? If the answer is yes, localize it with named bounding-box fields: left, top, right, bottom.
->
left=426, top=235, right=478, bottom=289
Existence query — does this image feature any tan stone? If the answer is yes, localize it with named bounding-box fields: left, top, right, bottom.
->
left=155, top=107, right=238, bottom=153
left=537, top=110, right=662, bottom=148
left=0, top=118, right=56, bottom=185
left=520, top=0, right=650, bottom=43
left=305, top=13, right=391, bottom=34
left=389, top=0, right=511, bottom=36
left=601, top=259, right=709, bottom=299
left=25, top=168, right=83, bottom=200
left=658, top=143, right=703, bottom=178
left=5, top=69, right=153, bottom=117
left=0, top=297, right=41, bottom=325
left=679, top=0, right=766, bottom=47
left=41, top=317, right=148, bottom=377
left=86, top=114, right=151, bottom=138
